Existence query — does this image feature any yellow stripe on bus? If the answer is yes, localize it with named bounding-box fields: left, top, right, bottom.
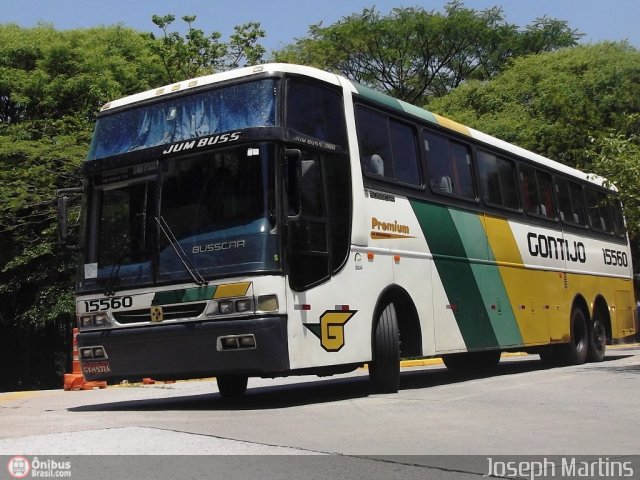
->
left=433, top=114, right=471, bottom=136
left=213, top=282, right=251, bottom=299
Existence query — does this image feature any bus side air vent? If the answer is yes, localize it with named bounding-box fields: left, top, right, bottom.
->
left=113, top=303, right=207, bottom=324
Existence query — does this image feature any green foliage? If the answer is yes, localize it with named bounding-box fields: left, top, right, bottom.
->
left=428, top=42, right=640, bottom=237
left=274, top=1, right=581, bottom=103
left=0, top=23, right=161, bottom=333
left=0, top=24, right=166, bottom=124
left=151, top=15, right=265, bottom=83
left=0, top=122, right=86, bottom=329
left=586, top=134, right=640, bottom=236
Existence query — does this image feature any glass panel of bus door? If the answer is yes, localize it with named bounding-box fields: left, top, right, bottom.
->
left=284, top=149, right=330, bottom=291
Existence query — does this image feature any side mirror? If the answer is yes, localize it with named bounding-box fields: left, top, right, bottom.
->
left=57, top=187, right=82, bottom=250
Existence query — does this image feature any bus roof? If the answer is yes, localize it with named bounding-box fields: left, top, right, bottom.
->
left=99, top=63, right=344, bottom=113
left=99, top=63, right=608, bottom=188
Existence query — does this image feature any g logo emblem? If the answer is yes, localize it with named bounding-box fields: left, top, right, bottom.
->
left=304, top=310, right=357, bottom=352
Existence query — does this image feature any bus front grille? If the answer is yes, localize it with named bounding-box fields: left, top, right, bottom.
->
left=113, top=303, right=207, bottom=324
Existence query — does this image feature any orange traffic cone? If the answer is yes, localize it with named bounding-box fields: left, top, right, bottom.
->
left=63, top=328, right=107, bottom=391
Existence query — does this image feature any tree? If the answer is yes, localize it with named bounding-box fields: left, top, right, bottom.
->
left=274, top=1, right=581, bottom=103
left=151, top=15, right=265, bottom=83
left=427, top=42, right=640, bottom=239
left=0, top=23, right=169, bottom=389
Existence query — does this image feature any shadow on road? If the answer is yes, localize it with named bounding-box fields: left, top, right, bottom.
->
left=68, top=351, right=633, bottom=413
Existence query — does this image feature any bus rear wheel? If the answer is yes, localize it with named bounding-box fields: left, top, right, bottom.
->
left=587, top=315, right=606, bottom=363
left=369, top=303, right=400, bottom=393
left=560, top=308, right=589, bottom=365
left=217, top=375, right=248, bottom=399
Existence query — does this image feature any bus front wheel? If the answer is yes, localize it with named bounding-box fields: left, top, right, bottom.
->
left=217, top=375, right=248, bottom=399
left=369, top=303, right=400, bottom=393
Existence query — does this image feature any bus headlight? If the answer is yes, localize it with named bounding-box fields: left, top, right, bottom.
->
left=235, top=299, right=253, bottom=313
left=204, top=295, right=276, bottom=317
left=80, top=315, right=93, bottom=328
left=78, top=313, right=113, bottom=330
left=257, top=295, right=279, bottom=312
left=218, top=301, right=234, bottom=315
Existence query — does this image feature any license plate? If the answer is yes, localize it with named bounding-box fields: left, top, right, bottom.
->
left=82, top=361, right=112, bottom=375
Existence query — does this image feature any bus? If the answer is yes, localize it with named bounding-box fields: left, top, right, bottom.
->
left=58, top=63, right=636, bottom=396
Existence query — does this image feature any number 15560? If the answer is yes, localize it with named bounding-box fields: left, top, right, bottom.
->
left=84, top=296, right=133, bottom=312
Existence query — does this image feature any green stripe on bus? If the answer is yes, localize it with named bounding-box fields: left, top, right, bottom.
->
left=151, top=285, right=217, bottom=305
left=410, top=200, right=499, bottom=349
left=354, top=84, right=438, bottom=125
left=448, top=210, right=523, bottom=347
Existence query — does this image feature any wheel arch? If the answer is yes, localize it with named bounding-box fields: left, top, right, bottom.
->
left=569, top=294, right=591, bottom=345
left=372, top=284, right=422, bottom=358
left=571, top=294, right=590, bottom=322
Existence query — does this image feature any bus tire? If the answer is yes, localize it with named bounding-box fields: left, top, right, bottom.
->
left=369, top=303, right=400, bottom=393
left=560, top=308, right=589, bottom=365
left=217, top=375, right=248, bottom=399
left=587, top=315, right=606, bottom=363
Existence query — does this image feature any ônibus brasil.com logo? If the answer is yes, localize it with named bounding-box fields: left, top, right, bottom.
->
left=7, top=456, right=72, bottom=478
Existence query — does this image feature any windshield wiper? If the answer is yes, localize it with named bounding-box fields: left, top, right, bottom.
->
left=103, top=253, right=124, bottom=296
left=155, top=215, right=208, bottom=286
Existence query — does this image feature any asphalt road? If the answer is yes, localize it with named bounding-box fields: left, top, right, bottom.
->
left=1, top=346, right=639, bottom=478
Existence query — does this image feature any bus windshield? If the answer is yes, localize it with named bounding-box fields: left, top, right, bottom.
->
left=87, top=79, right=277, bottom=160
left=79, top=145, right=279, bottom=293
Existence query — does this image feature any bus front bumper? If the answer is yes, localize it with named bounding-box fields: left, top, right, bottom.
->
left=77, top=316, right=289, bottom=382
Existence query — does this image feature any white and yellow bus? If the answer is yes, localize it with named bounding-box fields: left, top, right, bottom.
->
left=58, top=64, right=636, bottom=396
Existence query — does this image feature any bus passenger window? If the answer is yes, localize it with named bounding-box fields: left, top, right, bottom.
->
left=520, top=165, right=555, bottom=219
left=556, top=178, right=585, bottom=225
left=611, top=201, right=626, bottom=237
left=569, top=182, right=586, bottom=225
left=586, top=188, right=613, bottom=233
left=537, top=171, right=556, bottom=219
left=477, top=150, right=518, bottom=209
left=356, top=106, right=421, bottom=186
left=356, top=107, right=392, bottom=179
left=423, top=130, right=474, bottom=200
left=389, top=120, right=420, bottom=185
